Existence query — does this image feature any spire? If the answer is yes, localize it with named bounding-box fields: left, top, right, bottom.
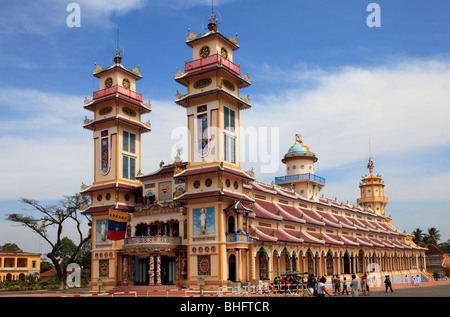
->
left=113, top=28, right=122, bottom=64
left=367, top=156, right=374, bottom=174
left=207, top=0, right=218, bottom=32
left=113, top=49, right=122, bottom=64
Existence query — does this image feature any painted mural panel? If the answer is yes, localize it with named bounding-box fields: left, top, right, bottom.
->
left=193, top=207, right=215, bottom=235
left=97, top=219, right=109, bottom=242
left=159, top=181, right=172, bottom=200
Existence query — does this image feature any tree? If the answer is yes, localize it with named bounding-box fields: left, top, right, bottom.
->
left=438, top=239, right=450, bottom=253
left=0, top=243, right=22, bottom=251
left=423, top=227, right=441, bottom=245
left=411, top=228, right=423, bottom=245
left=5, top=193, right=91, bottom=290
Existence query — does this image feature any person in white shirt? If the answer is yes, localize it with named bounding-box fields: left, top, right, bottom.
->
left=316, top=276, right=331, bottom=297
left=350, top=274, right=359, bottom=297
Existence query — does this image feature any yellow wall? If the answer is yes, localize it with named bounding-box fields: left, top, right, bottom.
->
left=0, top=252, right=41, bottom=282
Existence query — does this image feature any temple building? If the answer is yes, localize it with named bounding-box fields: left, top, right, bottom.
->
left=80, top=14, right=427, bottom=291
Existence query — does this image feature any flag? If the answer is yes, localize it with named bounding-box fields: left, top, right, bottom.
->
left=107, top=209, right=129, bottom=241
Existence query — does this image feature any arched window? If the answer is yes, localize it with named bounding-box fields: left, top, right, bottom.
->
left=144, top=191, right=155, bottom=205
left=326, top=252, right=334, bottom=276
left=227, top=216, right=235, bottom=233
left=257, top=248, right=269, bottom=280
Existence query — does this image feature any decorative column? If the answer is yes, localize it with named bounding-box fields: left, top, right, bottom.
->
left=235, top=249, right=241, bottom=282
left=176, top=254, right=180, bottom=283
left=156, top=255, right=162, bottom=285
left=130, top=257, right=135, bottom=285
left=248, top=246, right=256, bottom=282
left=245, top=249, right=249, bottom=282
left=148, top=256, right=154, bottom=285
left=122, top=256, right=129, bottom=285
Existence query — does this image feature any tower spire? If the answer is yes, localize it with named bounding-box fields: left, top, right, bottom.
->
left=113, top=29, right=122, bottom=64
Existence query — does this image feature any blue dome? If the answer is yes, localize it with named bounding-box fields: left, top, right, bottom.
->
left=288, top=143, right=308, bottom=153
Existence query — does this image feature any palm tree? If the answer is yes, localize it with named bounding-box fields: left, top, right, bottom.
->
left=411, top=228, right=423, bottom=245
left=424, top=227, right=441, bottom=245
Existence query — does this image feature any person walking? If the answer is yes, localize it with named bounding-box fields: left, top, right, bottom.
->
left=350, top=274, right=359, bottom=297
left=384, top=275, right=394, bottom=293
left=316, top=276, right=332, bottom=297
left=361, top=274, right=367, bottom=296
left=341, top=277, right=349, bottom=295
left=334, top=275, right=341, bottom=295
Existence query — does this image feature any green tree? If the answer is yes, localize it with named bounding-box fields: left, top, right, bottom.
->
left=0, top=243, right=22, bottom=251
left=411, top=228, right=424, bottom=245
left=5, top=193, right=91, bottom=290
left=40, top=257, right=54, bottom=273
left=74, top=238, right=91, bottom=270
left=424, top=227, right=441, bottom=245
left=438, top=239, right=450, bottom=253
left=55, top=237, right=77, bottom=268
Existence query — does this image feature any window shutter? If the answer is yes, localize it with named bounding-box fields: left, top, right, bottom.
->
left=230, top=109, right=235, bottom=133
left=123, top=131, right=129, bottom=152
left=231, top=136, right=236, bottom=163
left=130, top=157, right=136, bottom=180
left=130, top=133, right=136, bottom=153
left=123, top=155, right=129, bottom=179
left=224, top=107, right=229, bottom=130
left=224, top=133, right=228, bottom=162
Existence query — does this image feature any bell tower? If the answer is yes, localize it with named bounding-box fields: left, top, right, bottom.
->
left=81, top=49, right=151, bottom=289
left=357, top=157, right=389, bottom=215
left=275, top=134, right=326, bottom=201
left=173, top=13, right=254, bottom=288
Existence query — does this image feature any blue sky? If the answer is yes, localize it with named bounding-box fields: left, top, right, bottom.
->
left=0, top=0, right=449, bottom=253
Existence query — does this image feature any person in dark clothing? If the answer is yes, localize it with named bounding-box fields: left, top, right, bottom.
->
left=384, top=275, right=394, bottom=293
left=341, top=277, right=349, bottom=295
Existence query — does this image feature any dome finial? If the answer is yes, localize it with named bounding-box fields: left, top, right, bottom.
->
left=113, top=49, right=122, bottom=64
left=367, top=156, right=374, bottom=174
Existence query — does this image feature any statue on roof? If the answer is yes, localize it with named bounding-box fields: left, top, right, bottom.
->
left=367, top=157, right=374, bottom=174
left=174, top=145, right=182, bottom=163
left=288, top=133, right=310, bottom=153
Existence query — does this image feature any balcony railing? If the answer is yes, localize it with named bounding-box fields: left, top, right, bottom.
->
left=185, top=53, right=240, bottom=75
left=226, top=233, right=250, bottom=243
left=93, top=84, right=142, bottom=102
left=274, top=173, right=326, bottom=185
left=124, top=235, right=182, bottom=245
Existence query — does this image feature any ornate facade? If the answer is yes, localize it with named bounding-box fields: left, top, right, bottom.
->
left=81, top=14, right=427, bottom=291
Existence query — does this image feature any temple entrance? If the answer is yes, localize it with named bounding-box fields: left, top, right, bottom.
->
left=228, top=254, right=236, bottom=282
left=160, top=256, right=176, bottom=285
left=135, top=257, right=149, bottom=285
left=343, top=253, right=350, bottom=274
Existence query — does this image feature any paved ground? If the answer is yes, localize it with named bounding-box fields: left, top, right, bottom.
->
left=1, top=280, right=450, bottom=297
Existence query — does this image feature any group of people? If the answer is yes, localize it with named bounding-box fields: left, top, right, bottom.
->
left=304, top=274, right=373, bottom=297
left=258, top=273, right=418, bottom=297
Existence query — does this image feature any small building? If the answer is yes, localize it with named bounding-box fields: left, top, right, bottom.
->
left=425, top=244, right=450, bottom=278
left=0, top=250, right=41, bottom=282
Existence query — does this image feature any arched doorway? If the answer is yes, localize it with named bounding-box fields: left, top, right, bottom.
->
left=228, top=254, right=236, bottom=282
left=326, top=251, right=334, bottom=276
left=257, top=248, right=269, bottom=280
left=306, top=251, right=314, bottom=275
left=227, top=216, right=235, bottom=233
left=343, top=252, right=351, bottom=274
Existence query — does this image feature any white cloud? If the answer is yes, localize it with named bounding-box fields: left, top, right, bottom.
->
left=0, top=0, right=148, bottom=36
left=245, top=58, right=450, bottom=172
